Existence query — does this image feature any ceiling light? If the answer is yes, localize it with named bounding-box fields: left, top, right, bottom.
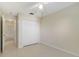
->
left=39, top=4, right=43, bottom=10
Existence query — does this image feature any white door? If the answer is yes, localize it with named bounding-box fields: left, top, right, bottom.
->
left=21, top=20, right=39, bottom=47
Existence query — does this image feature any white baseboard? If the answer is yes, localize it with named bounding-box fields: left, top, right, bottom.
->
left=40, top=41, right=79, bottom=57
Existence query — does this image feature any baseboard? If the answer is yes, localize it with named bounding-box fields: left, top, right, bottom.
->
left=23, top=43, right=39, bottom=47
left=40, top=41, right=79, bottom=57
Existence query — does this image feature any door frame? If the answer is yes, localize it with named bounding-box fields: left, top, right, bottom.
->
left=0, top=16, right=4, bottom=53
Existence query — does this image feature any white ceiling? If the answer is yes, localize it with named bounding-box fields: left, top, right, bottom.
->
left=0, top=2, right=76, bottom=18
left=42, top=2, right=76, bottom=17
left=0, top=2, right=37, bottom=16
left=28, top=2, right=76, bottom=17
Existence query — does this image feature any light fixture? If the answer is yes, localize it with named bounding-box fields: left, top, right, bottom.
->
left=38, top=2, right=48, bottom=10
left=39, top=4, right=43, bottom=10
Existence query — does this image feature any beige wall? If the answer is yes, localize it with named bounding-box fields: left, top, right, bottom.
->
left=40, top=3, right=79, bottom=56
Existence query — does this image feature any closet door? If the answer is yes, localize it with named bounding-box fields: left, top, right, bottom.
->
left=21, top=20, right=39, bottom=47
left=0, top=16, right=3, bottom=53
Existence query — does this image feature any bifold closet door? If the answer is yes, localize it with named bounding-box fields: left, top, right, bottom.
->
left=21, top=20, right=39, bottom=47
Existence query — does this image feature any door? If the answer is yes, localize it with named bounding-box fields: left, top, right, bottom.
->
left=21, top=20, right=39, bottom=47
left=0, top=16, right=3, bottom=53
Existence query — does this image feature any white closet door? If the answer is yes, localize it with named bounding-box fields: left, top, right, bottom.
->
left=21, top=20, right=39, bottom=47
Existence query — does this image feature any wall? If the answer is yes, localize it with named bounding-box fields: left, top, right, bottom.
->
left=18, top=14, right=40, bottom=48
left=40, top=3, right=79, bottom=56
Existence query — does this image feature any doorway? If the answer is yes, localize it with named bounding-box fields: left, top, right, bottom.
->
left=3, top=16, right=17, bottom=51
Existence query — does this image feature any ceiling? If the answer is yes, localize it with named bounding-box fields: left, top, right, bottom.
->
left=0, top=2, right=76, bottom=18
left=29, top=2, right=76, bottom=17
left=42, top=2, right=76, bottom=17
left=0, top=2, right=37, bottom=16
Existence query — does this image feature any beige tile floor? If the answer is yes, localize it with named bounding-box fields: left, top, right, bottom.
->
left=0, top=40, right=75, bottom=57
